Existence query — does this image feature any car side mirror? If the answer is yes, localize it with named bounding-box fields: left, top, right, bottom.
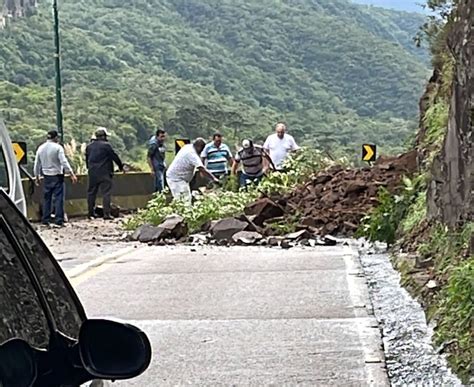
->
left=78, top=319, right=152, bottom=380
left=0, top=338, right=37, bottom=387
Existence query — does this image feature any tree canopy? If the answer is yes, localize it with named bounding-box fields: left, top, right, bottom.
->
left=0, top=0, right=429, bottom=164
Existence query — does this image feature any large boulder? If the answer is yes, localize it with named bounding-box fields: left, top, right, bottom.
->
left=158, top=214, right=188, bottom=239
left=244, top=198, right=285, bottom=226
left=134, top=224, right=166, bottom=243
left=211, top=217, right=249, bottom=241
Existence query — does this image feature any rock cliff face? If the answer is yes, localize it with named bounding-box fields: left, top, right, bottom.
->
left=428, top=0, right=473, bottom=226
left=0, top=0, right=37, bottom=27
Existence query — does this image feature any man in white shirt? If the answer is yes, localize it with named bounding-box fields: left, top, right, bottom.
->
left=166, top=138, right=218, bottom=204
left=263, top=123, right=300, bottom=170
left=34, top=130, right=77, bottom=226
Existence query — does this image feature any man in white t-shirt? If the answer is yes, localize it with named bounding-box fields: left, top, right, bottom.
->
left=166, top=138, right=218, bottom=204
left=263, top=123, right=300, bottom=170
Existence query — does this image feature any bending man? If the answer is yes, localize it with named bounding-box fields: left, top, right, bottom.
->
left=166, top=138, right=218, bottom=204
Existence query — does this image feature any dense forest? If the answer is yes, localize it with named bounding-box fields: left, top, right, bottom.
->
left=0, top=0, right=429, bottom=164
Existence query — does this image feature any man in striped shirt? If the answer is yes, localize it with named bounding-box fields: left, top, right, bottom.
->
left=201, top=133, right=234, bottom=179
left=232, top=139, right=273, bottom=187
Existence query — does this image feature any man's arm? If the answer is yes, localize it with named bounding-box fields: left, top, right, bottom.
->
left=109, top=145, right=124, bottom=171
left=226, top=147, right=234, bottom=168
left=191, top=151, right=217, bottom=182
left=263, top=136, right=270, bottom=152
left=33, top=150, right=42, bottom=182
left=147, top=144, right=156, bottom=174
left=197, top=166, right=219, bottom=182
left=85, top=145, right=90, bottom=169
left=231, top=159, right=240, bottom=175
left=290, top=136, right=301, bottom=151
left=200, top=146, right=208, bottom=165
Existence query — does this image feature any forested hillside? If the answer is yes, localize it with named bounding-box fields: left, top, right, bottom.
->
left=0, top=0, right=429, bottom=162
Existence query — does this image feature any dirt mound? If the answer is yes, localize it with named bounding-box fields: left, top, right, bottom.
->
left=279, top=150, right=419, bottom=235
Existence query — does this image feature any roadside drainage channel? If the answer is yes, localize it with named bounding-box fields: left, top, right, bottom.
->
left=357, top=243, right=462, bottom=386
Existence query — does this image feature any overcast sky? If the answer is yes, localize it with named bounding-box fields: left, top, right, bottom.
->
left=352, top=0, right=427, bottom=13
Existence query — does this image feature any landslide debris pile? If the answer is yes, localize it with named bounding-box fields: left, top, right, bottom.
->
left=129, top=151, right=417, bottom=247
left=282, top=150, right=418, bottom=235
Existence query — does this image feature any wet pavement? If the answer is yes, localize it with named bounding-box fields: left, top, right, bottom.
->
left=73, top=245, right=388, bottom=386
left=37, top=217, right=131, bottom=272
left=358, top=246, right=462, bottom=386
left=38, top=220, right=464, bottom=386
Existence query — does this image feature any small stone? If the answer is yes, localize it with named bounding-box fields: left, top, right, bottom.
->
left=232, top=231, right=263, bottom=245
left=285, top=230, right=312, bottom=241
left=281, top=240, right=292, bottom=249
left=426, top=280, right=438, bottom=290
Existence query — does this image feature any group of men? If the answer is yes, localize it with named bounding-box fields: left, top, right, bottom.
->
left=148, top=122, right=300, bottom=204
left=34, top=127, right=123, bottom=226
left=33, top=122, right=299, bottom=225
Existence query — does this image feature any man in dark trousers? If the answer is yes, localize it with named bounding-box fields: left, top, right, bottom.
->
left=86, top=127, right=124, bottom=220
left=147, top=128, right=167, bottom=192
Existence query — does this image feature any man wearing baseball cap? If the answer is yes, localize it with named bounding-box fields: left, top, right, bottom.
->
left=232, top=139, right=273, bottom=187
left=34, top=129, right=77, bottom=227
left=85, top=127, right=124, bottom=220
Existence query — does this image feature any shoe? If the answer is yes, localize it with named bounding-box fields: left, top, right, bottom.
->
left=103, top=215, right=114, bottom=220
left=52, top=223, right=64, bottom=229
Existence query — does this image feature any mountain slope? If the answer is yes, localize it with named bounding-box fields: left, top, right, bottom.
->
left=0, top=0, right=429, bottom=161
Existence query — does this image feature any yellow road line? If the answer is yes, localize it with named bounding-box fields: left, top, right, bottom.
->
left=67, top=246, right=142, bottom=287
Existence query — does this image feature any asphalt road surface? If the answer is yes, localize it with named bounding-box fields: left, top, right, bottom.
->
left=69, top=245, right=388, bottom=386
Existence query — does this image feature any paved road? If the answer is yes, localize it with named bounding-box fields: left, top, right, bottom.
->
left=71, top=245, right=388, bottom=386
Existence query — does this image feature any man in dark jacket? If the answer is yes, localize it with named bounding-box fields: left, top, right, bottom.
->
left=147, top=128, right=167, bottom=192
left=86, top=127, right=124, bottom=219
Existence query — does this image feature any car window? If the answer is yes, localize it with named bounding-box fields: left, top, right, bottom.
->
left=0, top=190, right=85, bottom=339
left=0, top=145, right=9, bottom=193
left=0, top=225, right=50, bottom=348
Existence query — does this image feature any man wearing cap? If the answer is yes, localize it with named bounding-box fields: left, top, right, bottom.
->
left=34, top=130, right=77, bottom=227
left=166, top=138, right=218, bottom=204
left=263, top=122, right=300, bottom=171
left=232, top=139, right=273, bottom=187
left=201, top=133, right=233, bottom=180
left=86, top=127, right=124, bottom=220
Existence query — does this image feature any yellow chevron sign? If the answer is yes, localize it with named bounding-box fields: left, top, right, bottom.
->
left=362, top=144, right=376, bottom=162
left=175, top=139, right=190, bottom=154
left=12, top=142, right=27, bottom=164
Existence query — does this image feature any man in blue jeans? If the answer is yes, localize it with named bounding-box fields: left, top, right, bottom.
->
left=34, top=130, right=77, bottom=227
left=147, top=129, right=167, bottom=192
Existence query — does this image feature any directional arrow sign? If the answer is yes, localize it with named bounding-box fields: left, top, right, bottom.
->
left=12, top=142, right=27, bottom=165
left=175, top=139, right=190, bottom=155
left=362, top=144, right=376, bottom=162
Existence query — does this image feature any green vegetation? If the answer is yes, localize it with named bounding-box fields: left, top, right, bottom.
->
left=359, top=1, right=473, bottom=381
left=0, top=0, right=428, bottom=166
left=413, top=223, right=474, bottom=382
left=358, top=175, right=426, bottom=245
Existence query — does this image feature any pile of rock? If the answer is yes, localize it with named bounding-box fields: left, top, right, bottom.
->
left=129, top=150, right=418, bottom=245
left=280, top=150, right=419, bottom=235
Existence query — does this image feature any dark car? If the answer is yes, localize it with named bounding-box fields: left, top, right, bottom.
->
left=0, top=189, right=151, bottom=387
